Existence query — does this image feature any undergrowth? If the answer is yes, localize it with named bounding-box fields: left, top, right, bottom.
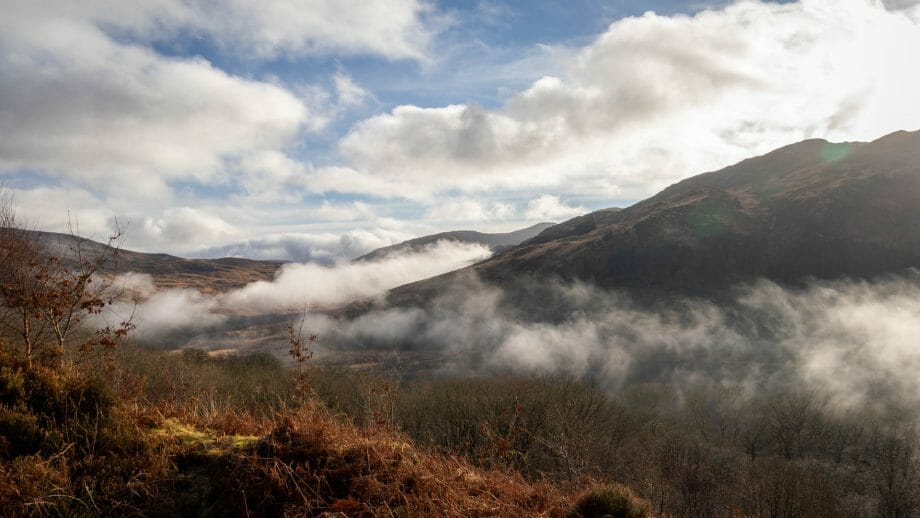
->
left=0, top=345, right=643, bottom=517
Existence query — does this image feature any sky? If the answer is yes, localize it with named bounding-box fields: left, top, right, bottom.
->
left=2, top=0, right=920, bottom=262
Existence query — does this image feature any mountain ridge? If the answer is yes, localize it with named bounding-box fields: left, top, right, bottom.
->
left=24, top=230, right=284, bottom=294
left=353, top=222, right=556, bottom=262
left=376, top=130, right=920, bottom=306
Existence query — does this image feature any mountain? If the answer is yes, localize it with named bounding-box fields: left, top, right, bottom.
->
left=353, top=222, right=557, bottom=262
left=27, top=231, right=284, bottom=293
left=382, top=130, right=920, bottom=302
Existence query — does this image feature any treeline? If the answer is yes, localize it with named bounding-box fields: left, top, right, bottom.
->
left=84, top=347, right=920, bottom=517
left=307, top=367, right=920, bottom=517
left=4, top=330, right=918, bottom=516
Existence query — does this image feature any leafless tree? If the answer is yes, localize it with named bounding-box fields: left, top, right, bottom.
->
left=0, top=188, right=132, bottom=370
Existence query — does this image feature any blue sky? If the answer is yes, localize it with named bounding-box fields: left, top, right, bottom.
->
left=1, top=0, right=919, bottom=261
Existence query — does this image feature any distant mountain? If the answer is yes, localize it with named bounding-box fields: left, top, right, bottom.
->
left=26, top=231, right=283, bottom=293
left=353, top=222, right=557, bottom=262
left=381, top=129, right=920, bottom=303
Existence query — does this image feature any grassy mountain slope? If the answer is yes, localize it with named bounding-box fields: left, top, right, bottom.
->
left=25, top=231, right=284, bottom=293
left=381, top=130, right=920, bottom=305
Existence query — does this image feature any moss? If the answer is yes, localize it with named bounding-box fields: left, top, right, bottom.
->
left=154, top=419, right=215, bottom=447
left=222, top=434, right=259, bottom=451
left=152, top=418, right=258, bottom=453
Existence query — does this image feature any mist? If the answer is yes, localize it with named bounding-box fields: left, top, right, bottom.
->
left=100, top=238, right=920, bottom=412
left=308, top=270, right=920, bottom=410
left=219, top=240, right=491, bottom=312
left=102, top=240, right=491, bottom=341
left=104, top=272, right=226, bottom=341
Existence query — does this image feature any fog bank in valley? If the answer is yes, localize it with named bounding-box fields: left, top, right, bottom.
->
left=103, top=246, right=920, bottom=411
left=104, top=240, right=491, bottom=339
left=309, top=270, right=920, bottom=410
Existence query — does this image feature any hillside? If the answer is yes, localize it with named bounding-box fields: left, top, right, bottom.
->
left=382, top=130, right=920, bottom=303
left=3, top=347, right=650, bottom=517
left=26, top=231, right=284, bottom=293
left=354, top=222, right=556, bottom=262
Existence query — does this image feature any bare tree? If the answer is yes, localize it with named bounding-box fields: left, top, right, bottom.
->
left=0, top=188, right=132, bottom=370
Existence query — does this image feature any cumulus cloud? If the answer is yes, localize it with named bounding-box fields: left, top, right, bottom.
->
left=6, top=187, right=114, bottom=237
left=327, top=0, right=920, bottom=200
left=523, top=195, right=586, bottom=220
left=13, top=0, right=436, bottom=62
left=0, top=2, right=309, bottom=195
left=425, top=199, right=515, bottom=222
left=6, top=0, right=920, bottom=261
left=156, top=0, right=436, bottom=61
left=132, top=208, right=241, bottom=253
left=0, top=0, right=434, bottom=256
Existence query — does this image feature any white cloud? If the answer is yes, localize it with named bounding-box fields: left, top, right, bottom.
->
left=6, top=0, right=920, bottom=260
left=303, top=166, right=429, bottom=200
left=524, top=195, right=585, bottom=220
left=21, top=0, right=436, bottom=62
left=6, top=187, right=114, bottom=237
left=170, top=0, right=436, bottom=61
left=0, top=1, right=422, bottom=256
left=425, top=199, right=515, bottom=222
left=0, top=4, right=309, bottom=194
left=311, top=201, right=375, bottom=223
left=133, top=208, right=241, bottom=252
left=329, top=0, right=920, bottom=200
left=333, top=72, right=371, bottom=107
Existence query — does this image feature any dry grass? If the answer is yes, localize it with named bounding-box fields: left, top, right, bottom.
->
left=1, top=349, right=657, bottom=517
left=230, top=401, right=575, bottom=517
left=139, top=399, right=577, bottom=517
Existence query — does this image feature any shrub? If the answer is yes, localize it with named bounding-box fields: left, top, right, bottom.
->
left=65, top=375, right=115, bottom=424
left=21, top=365, right=65, bottom=424
left=0, top=410, right=44, bottom=457
left=574, top=485, right=648, bottom=518
left=0, top=367, right=25, bottom=406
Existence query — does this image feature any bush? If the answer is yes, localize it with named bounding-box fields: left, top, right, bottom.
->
left=0, top=367, right=25, bottom=406
left=0, top=410, right=44, bottom=457
left=574, top=485, right=649, bottom=518
left=65, top=375, right=115, bottom=423
left=20, top=365, right=65, bottom=424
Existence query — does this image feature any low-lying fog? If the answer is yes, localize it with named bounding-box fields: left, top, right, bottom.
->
left=101, top=240, right=920, bottom=411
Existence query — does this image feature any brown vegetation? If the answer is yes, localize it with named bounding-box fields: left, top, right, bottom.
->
left=308, top=369, right=920, bottom=517
left=6, top=188, right=918, bottom=517
left=25, top=230, right=282, bottom=295
left=0, top=193, right=646, bottom=516
left=0, top=346, right=597, bottom=516
left=0, top=195, right=131, bottom=369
